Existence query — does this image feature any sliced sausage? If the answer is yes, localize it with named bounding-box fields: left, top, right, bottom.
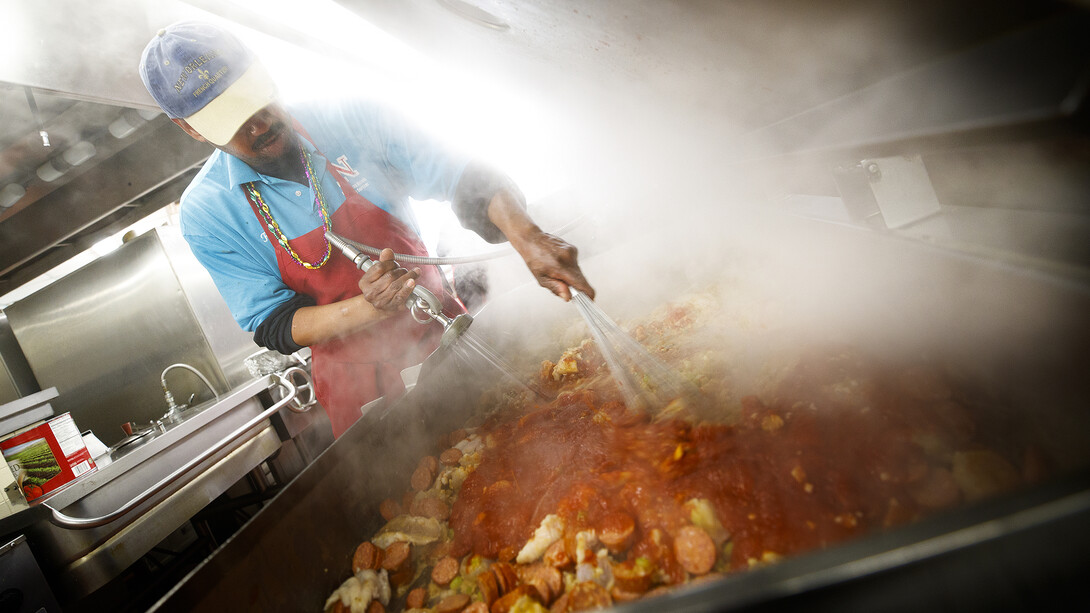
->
left=352, top=541, right=384, bottom=573
left=381, top=541, right=411, bottom=572
left=411, top=496, right=451, bottom=521
left=435, top=593, right=471, bottom=613
left=418, top=455, right=440, bottom=474
left=366, top=600, right=385, bottom=613
left=597, top=510, right=636, bottom=553
left=431, top=540, right=454, bottom=560
left=411, top=464, right=436, bottom=492
left=565, top=582, right=612, bottom=611
left=389, top=566, right=415, bottom=589
left=673, top=525, right=717, bottom=575
left=478, top=569, right=500, bottom=606
left=517, top=564, right=562, bottom=605
left=379, top=498, right=402, bottom=521
left=406, top=587, right=428, bottom=609
left=491, top=562, right=519, bottom=595
left=382, top=541, right=414, bottom=587
left=609, top=586, right=645, bottom=603
left=440, top=447, right=464, bottom=466
left=611, top=558, right=653, bottom=594
left=491, top=585, right=543, bottom=613
left=431, top=556, right=460, bottom=586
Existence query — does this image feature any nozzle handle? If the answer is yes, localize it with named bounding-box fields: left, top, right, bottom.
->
left=326, top=230, right=444, bottom=318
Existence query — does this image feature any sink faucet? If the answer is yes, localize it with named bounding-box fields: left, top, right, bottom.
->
left=161, top=363, right=220, bottom=423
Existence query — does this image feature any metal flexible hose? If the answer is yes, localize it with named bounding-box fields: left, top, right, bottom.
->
left=341, top=215, right=586, bottom=266
left=342, top=236, right=512, bottom=265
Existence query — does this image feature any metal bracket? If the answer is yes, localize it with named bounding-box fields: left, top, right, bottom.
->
left=280, top=366, right=316, bottom=413
left=861, top=155, right=943, bottom=229
left=834, top=154, right=943, bottom=230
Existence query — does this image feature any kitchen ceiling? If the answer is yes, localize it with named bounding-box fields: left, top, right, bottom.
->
left=0, top=0, right=1084, bottom=298
left=0, top=88, right=210, bottom=295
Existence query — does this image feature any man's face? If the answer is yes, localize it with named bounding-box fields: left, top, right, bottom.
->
left=174, top=103, right=299, bottom=176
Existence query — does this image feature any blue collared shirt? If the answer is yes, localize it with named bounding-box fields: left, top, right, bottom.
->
left=179, top=98, right=469, bottom=332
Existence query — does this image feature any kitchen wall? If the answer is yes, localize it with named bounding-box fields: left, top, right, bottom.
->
left=3, top=228, right=259, bottom=446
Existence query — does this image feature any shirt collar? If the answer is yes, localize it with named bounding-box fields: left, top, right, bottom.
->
left=219, top=132, right=323, bottom=189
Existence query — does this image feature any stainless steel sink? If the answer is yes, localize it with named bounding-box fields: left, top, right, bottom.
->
left=17, top=371, right=313, bottom=600
left=106, top=429, right=159, bottom=461
left=104, top=397, right=221, bottom=462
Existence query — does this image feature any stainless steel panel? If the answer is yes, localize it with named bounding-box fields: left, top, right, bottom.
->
left=5, top=232, right=230, bottom=446
left=157, top=226, right=260, bottom=388
left=0, top=360, right=16, bottom=406
left=0, top=534, right=63, bottom=613
left=0, top=312, right=37, bottom=404
left=0, top=365, right=18, bottom=407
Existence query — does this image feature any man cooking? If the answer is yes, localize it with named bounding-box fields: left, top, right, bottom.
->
left=138, top=21, right=595, bottom=437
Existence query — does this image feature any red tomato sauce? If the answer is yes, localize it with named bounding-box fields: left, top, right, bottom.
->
left=449, top=348, right=1023, bottom=584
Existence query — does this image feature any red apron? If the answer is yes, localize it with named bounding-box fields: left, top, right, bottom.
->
left=246, top=135, right=464, bottom=438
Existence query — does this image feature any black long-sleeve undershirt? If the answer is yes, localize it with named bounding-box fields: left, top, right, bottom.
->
left=253, top=292, right=315, bottom=354
left=450, top=160, right=523, bottom=244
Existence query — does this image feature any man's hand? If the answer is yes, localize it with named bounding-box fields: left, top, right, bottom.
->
left=485, top=189, right=596, bottom=302
left=357, top=248, right=420, bottom=312
left=290, top=250, right=422, bottom=347
left=512, top=230, right=595, bottom=302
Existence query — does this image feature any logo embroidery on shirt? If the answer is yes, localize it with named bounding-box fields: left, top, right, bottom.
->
left=330, top=155, right=359, bottom=178
left=330, top=155, right=370, bottom=193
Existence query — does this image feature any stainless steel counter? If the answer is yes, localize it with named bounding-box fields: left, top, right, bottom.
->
left=5, top=370, right=320, bottom=602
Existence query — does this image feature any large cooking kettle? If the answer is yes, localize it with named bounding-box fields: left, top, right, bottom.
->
left=149, top=214, right=1090, bottom=612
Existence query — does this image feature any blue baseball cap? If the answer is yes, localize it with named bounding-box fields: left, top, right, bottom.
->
left=139, top=22, right=278, bottom=146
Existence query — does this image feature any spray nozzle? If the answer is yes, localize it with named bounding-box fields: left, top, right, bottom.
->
left=326, top=231, right=373, bottom=271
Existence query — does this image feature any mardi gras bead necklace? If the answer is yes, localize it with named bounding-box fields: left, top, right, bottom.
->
left=244, top=148, right=332, bottom=269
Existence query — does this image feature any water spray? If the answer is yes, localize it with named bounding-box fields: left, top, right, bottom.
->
left=571, top=287, right=697, bottom=415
